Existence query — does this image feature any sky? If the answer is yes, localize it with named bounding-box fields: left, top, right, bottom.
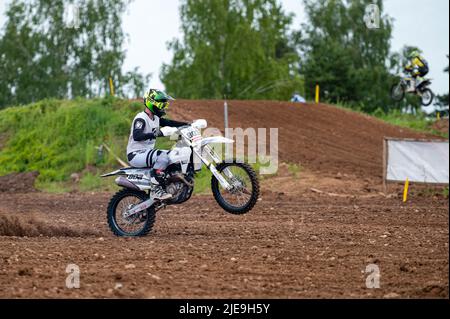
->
left=0, top=0, right=449, bottom=96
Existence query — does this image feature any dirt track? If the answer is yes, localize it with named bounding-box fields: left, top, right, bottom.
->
left=0, top=100, right=447, bottom=299
left=0, top=190, right=447, bottom=299
left=169, top=100, right=434, bottom=179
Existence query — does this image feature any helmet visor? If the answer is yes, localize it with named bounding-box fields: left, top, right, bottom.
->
left=156, top=94, right=174, bottom=109
left=153, top=100, right=170, bottom=110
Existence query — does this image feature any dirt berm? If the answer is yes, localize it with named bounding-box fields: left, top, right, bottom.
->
left=0, top=171, right=39, bottom=193
left=169, top=100, right=434, bottom=179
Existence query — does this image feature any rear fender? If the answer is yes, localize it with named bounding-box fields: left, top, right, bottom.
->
left=418, top=80, right=432, bottom=89
left=101, top=170, right=124, bottom=178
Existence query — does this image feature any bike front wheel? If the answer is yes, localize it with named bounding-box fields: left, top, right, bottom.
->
left=211, top=162, right=260, bottom=215
left=391, top=82, right=405, bottom=101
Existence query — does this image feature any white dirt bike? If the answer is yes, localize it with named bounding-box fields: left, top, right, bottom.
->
left=391, top=75, right=435, bottom=107
left=101, top=119, right=260, bottom=237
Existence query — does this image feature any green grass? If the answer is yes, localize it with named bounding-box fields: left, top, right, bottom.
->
left=0, top=97, right=142, bottom=191
left=82, top=173, right=122, bottom=193
left=34, top=180, right=72, bottom=193
left=443, top=187, right=449, bottom=199
left=193, top=167, right=213, bottom=194
left=374, top=110, right=448, bottom=138
left=287, top=163, right=302, bottom=178
left=416, top=186, right=450, bottom=199
left=330, top=102, right=448, bottom=138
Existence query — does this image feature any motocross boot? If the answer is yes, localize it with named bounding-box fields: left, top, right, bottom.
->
left=150, top=169, right=172, bottom=201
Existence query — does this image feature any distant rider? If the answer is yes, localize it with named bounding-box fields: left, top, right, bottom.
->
left=126, top=89, right=188, bottom=200
left=291, top=92, right=306, bottom=103
left=404, top=51, right=429, bottom=92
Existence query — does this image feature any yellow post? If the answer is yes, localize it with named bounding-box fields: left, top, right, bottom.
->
left=109, top=77, right=115, bottom=96
left=403, top=178, right=410, bottom=203
left=437, top=112, right=441, bottom=121
left=315, top=85, right=320, bottom=104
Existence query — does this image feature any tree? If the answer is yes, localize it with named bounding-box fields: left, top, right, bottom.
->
left=433, top=55, right=449, bottom=117
left=161, top=0, right=303, bottom=100
left=299, top=0, right=397, bottom=113
left=0, top=0, right=149, bottom=109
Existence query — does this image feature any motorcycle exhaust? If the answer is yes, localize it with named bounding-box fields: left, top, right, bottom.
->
left=115, top=176, right=140, bottom=191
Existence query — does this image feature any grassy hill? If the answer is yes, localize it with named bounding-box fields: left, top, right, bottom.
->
left=0, top=98, right=143, bottom=191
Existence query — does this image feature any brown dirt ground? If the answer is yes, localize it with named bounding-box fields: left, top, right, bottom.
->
left=432, top=118, right=449, bottom=135
left=0, top=183, right=447, bottom=299
left=0, top=172, right=39, bottom=193
left=169, top=100, right=435, bottom=179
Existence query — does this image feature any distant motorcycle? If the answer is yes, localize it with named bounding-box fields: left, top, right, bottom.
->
left=391, top=75, right=435, bottom=106
left=101, top=119, right=260, bottom=237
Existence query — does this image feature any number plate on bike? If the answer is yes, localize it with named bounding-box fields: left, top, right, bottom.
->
left=181, top=127, right=202, bottom=142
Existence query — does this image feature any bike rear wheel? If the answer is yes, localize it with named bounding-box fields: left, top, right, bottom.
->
left=420, top=88, right=434, bottom=106
left=107, top=189, right=156, bottom=237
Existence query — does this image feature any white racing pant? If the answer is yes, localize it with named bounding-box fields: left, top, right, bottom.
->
left=127, top=149, right=170, bottom=170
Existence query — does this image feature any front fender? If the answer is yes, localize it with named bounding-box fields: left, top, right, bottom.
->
left=201, top=136, right=234, bottom=147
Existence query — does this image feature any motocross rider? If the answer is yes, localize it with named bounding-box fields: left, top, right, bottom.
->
left=127, top=89, right=188, bottom=200
left=404, top=51, right=429, bottom=92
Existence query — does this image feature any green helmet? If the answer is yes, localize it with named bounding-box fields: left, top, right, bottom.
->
left=409, top=50, right=420, bottom=59
left=143, top=89, right=175, bottom=117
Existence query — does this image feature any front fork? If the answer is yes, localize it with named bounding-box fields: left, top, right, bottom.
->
left=209, top=164, right=232, bottom=190
left=196, top=145, right=233, bottom=190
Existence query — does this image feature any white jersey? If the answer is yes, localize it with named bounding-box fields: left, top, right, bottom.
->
left=126, top=112, right=160, bottom=155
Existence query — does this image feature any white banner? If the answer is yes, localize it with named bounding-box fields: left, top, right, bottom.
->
left=386, top=139, right=449, bottom=184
